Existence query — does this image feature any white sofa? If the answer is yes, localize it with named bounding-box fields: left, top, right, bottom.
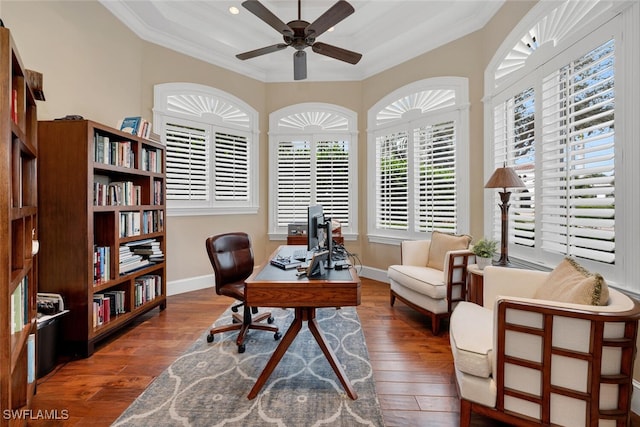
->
left=449, top=265, right=640, bottom=427
left=388, top=232, right=474, bottom=334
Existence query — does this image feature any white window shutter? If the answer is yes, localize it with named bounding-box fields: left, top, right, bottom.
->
left=316, top=140, right=350, bottom=227
left=415, top=120, right=457, bottom=233
left=165, top=122, right=209, bottom=201
left=276, top=140, right=311, bottom=226
left=540, top=39, right=615, bottom=263
left=375, top=132, right=409, bottom=231
left=214, top=132, right=249, bottom=201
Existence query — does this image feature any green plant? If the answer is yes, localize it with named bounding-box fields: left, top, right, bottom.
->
left=472, top=238, right=498, bottom=258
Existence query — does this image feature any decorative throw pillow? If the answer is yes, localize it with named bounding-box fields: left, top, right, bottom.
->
left=533, top=257, right=609, bottom=306
left=426, top=231, right=472, bottom=271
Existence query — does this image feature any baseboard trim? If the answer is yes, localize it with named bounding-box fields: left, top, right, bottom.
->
left=358, top=266, right=389, bottom=283
left=167, top=274, right=213, bottom=296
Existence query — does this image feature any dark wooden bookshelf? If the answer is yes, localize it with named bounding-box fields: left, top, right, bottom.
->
left=37, top=119, right=167, bottom=357
left=0, top=26, right=40, bottom=427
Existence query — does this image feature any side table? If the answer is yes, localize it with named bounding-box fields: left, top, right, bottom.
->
left=467, top=264, right=484, bottom=306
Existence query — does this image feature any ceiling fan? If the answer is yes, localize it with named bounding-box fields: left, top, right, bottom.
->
left=236, top=0, right=362, bottom=80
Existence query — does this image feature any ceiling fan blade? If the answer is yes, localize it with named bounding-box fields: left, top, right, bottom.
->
left=236, top=44, right=288, bottom=60
left=293, top=51, right=307, bottom=81
left=311, top=42, right=362, bottom=65
left=241, top=0, right=293, bottom=36
left=305, top=0, right=354, bottom=39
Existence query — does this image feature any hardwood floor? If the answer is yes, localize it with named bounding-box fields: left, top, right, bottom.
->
left=26, top=278, right=640, bottom=426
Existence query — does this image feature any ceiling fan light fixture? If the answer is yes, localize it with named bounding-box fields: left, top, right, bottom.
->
left=237, top=0, right=362, bottom=80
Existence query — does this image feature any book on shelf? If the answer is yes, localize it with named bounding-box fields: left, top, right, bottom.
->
left=134, top=275, right=162, bottom=308
left=119, top=243, right=152, bottom=275
left=93, top=245, right=111, bottom=284
left=119, top=211, right=142, bottom=237
left=128, top=239, right=165, bottom=263
left=118, top=116, right=153, bottom=139
left=27, top=334, right=36, bottom=383
left=94, top=134, right=136, bottom=168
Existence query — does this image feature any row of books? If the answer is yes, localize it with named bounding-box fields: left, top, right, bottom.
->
left=134, top=275, right=163, bottom=308
left=142, top=146, right=163, bottom=173
left=93, top=245, right=111, bottom=284
left=93, top=290, right=126, bottom=327
left=119, top=210, right=164, bottom=238
left=94, top=178, right=142, bottom=206
left=94, top=134, right=136, bottom=168
left=118, top=116, right=158, bottom=140
left=119, top=239, right=165, bottom=275
left=10, top=276, right=29, bottom=334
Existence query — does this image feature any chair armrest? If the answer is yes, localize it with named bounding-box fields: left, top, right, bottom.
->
left=444, top=249, right=474, bottom=309
left=400, top=240, right=430, bottom=266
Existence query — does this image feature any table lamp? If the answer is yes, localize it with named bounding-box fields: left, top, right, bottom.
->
left=484, top=164, right=526, bottom=266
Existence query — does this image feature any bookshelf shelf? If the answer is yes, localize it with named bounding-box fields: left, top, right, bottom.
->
left=38, top=119, right=166, bottom=357
left=1, top=27, right=39, bottom=426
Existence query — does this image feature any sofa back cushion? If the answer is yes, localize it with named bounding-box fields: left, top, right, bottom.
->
left=426, top=231, right=471, bottom=271
left=533, top=257, right=609, bottom=306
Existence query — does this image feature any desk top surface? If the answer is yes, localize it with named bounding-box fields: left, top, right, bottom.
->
left=248, top=245, right=359, bottom=285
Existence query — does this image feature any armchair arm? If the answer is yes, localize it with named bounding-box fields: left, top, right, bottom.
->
left=444, top=249, right=475, bottom=311
left=492, top=292, right=640, bottom=426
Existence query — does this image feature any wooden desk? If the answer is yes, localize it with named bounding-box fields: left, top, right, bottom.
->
left=245, top=245, right=361, bottom=400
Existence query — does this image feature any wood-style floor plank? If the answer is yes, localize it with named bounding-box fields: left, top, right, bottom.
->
left=26, top=278, right=640, bottom=426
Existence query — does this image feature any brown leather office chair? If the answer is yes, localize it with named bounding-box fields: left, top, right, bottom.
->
left=205, top=232, right=281, bottom=353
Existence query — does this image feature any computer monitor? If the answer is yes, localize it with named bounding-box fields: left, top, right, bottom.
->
left=307, top=204, right=324, bottom=251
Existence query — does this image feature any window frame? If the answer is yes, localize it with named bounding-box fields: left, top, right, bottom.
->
left=153, top=83, right=259, bottom=216
left=483, top=0, right=640, bottom=291
left=367, top=77, right=471, bottom=245
left=268, top=103, right=358, bottom=241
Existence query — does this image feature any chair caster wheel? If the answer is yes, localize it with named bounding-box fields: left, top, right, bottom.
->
left=238, top=344, right=246, bottom=353
left=267, top=316, right=274, bottom=324
left=274, top=332, right=282, bottom=340
left=206, top=333, right=214, bottom=343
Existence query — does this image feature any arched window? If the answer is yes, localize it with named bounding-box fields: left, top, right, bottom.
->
left=268, top=103, right=358, bottom=240
left=367, top=77, right=470, bottom=244
left=153, top=83, right=259, bottom=216
left=484, top=1, right=639, bottom=290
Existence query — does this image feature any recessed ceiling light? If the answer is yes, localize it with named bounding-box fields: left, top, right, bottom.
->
left=229, top=6, right=240, bottom=15
left=328, top=27, right=335, bottom=32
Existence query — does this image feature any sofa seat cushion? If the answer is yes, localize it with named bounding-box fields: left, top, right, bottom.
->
left=450, top=302, right=494, bottom=378
left=388, top=264, right=446, bottom=299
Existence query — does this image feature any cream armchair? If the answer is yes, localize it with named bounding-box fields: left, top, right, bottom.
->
left=388, top=232, right=474, bottom=334
left=449, top=265, right=640, bottom=427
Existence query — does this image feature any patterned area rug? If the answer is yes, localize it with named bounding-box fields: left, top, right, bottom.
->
left=112, top=305, right=384, bottom=426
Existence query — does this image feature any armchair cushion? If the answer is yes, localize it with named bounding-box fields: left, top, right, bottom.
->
left=426, top=231, right=472, bottom=270
left=533, top=257, right=609, bottom=306
left=387, top=265, right=445, bottom=299
left=449, top=302, right=493, bottom=378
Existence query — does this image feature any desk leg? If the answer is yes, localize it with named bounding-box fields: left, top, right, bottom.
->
left=247, top=307, right=357, bottom=400
left=247, top=308, right=303, bottom=399
left=307, top=312, right=358, bottom=400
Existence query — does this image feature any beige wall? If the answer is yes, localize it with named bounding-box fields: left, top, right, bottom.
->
left=2, top=0, right=534, bottom=277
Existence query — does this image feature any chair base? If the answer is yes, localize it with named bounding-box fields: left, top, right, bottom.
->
left=390, top=289, right=449, bottom=335
left=207, top=305, right=281, bottom=353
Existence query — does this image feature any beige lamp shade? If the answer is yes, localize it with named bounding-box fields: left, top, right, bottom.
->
left=484, top=166, right=526, bottom=189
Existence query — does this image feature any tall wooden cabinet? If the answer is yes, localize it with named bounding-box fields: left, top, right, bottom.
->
left=0, top=27, right=39, bottom=426
left=37, top=120, right=166, bottom=357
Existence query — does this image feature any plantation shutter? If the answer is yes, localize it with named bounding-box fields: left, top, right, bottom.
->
left=214, top=132, right=249, bottom=201
left=375, top=132, right=408, bottom=231
left=316, top=140, right=350, bottom=227
left=493, top=87, right=536, bottom=247
left=276, top=140, right=311, bottom=226
left=165, top=121, right=209, bottom=201
left=415, top=120, right=456, bottom=233
left=540, top=39, right=615, bottom=263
